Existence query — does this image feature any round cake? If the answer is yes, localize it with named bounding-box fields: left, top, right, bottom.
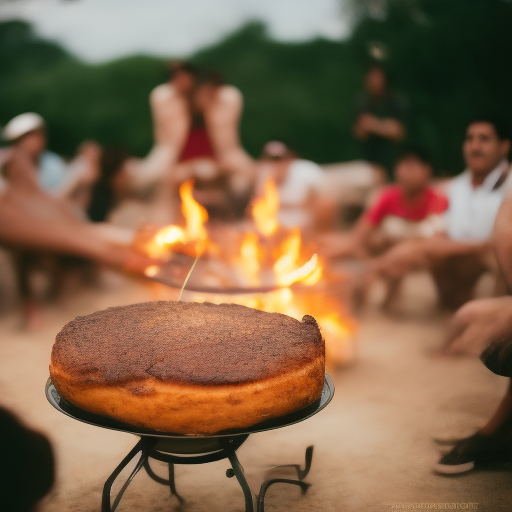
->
left=50, top=301, right=325, bottom=434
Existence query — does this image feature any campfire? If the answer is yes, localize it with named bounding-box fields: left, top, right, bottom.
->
left=140, top=179, right=356, bottom=366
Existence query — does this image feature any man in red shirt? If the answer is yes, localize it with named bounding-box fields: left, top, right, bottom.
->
left=320, top=148, right=447, bottom=258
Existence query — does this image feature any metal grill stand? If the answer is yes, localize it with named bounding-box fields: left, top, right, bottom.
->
left=102, top=434, right=313, bottom=512
left=46, top=376, right=333, bottom=512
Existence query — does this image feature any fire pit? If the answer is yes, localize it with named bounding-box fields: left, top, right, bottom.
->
left=137, top=178, right=358, bottom=367
left=46, top=376, right=334, bottom=512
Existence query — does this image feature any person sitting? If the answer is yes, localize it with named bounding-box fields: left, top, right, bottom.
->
left=59, top=140, right=103, bottom=215
left=2, top=112, right=68, bottom=195
left=353, top=65, right=407, bottom=179
left=319, top=147, right=448, bottom=259
left=370, top=116, right=512, bottom=310
left=132, top=63, right=254, bottom=220
left=253, top=140, right=333, bottom=232
left=433, top=192, right=512, bottom=474
left=0, top=149, right=159, bottom=328
left=87, top=147, right=131, bottom=223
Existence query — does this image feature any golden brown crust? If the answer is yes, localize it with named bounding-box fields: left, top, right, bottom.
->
left=51, top=301, right=323, bottom=385
left=49, top=301, right=325, bottom=434
left=50, top=357, right=324, bottom=434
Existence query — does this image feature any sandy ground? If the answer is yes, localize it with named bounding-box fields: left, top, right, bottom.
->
left=1, top=270, right=511, bottom=512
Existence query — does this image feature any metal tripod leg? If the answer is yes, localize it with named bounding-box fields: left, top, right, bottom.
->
left=102, top=439, right=148, bottom=512
left=143, top=457, right=185, bottom=504
left=224, top=442, right=255, bottom=512
left=168, top=463, right=185, bottom=504
left=256, top=445, right=314, bottom=512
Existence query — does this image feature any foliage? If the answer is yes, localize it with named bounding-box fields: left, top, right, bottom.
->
left=1, top=0, right=512, bottom=173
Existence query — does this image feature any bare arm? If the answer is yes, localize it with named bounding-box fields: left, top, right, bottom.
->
left=494, top=194, right=512, bottom=291
left=318, top=217, right=375, bottom=258
left=353, top=113, right=405, bottom=142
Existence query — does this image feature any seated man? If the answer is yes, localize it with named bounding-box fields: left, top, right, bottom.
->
left=254, top=140, right=333, bottom=231
left=319, top=148, right=448, bottom=259
left=433, top=193, right=512, bottom=474
left=371, top=117, right=511, bottom=310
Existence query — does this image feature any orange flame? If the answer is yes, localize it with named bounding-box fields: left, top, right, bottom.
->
left=273, top=228, right=323, bottom=286
left=237, top=232, right=261, bottom=286
left=180, top=180, right=209, bottom=254
left=252, top=178, right=279, bottom=237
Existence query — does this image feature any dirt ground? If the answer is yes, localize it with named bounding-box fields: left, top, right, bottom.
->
left=0, top=269, right=511, bottom=512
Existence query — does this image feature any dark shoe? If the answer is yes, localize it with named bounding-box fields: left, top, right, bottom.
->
left=433, top=432, right=512, bottom=474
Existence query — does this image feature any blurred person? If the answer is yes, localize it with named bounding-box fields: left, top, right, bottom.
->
left=87, top=147, right=131, bottom=223
left=2, top=112, right=67, bottom=194
left=58, top=140, right=103, bottom=213
left=132, top=63, right=254, bottom=219
left=254, top=140, right=334, bottom=231
left=353, top=65, right=407, bottom=178
left=0, top=149, right=159, bottom=328
left=172, top=69, right=255, bottom=218
left=433, top=193, right=512, bottom=474
left=125, top=61, right=198, bottom=195
left=369, top=117, right=511, bottom=310
left=319, top=147, right=447, bottom=259
left=0, top=406, right=54, bottom=512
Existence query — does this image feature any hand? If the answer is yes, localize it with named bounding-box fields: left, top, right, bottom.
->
left=353, top=113, right=378, bottom=140
left=444, top=296, right=512, bottom=356
left=317, top=232, right=366, bottom=259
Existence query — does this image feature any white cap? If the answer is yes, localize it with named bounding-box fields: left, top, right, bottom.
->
left=2, top=112, right=45, bottom=141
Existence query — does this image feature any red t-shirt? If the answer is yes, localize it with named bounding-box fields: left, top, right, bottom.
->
left=365, top=185, right=448, bottom=226
left=179, top=126, right=215, bottom=162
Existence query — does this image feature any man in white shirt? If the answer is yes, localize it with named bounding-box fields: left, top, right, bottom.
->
left=370, top=117, right=511, bottom=309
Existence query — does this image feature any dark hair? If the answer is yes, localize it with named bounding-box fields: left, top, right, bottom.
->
left=197, top=68, right=225, bottom=87
left=167, top=61, right=198, bottom=80
left=467, top=116, right=511, bottom=141
left=395, top=145, right=432, bottom=166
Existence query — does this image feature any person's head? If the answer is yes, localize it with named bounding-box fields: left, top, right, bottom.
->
left=193, top=69, right=225, bottom=111
left=167, top=61, right=197, bottom=94
left=2, top=113, right=47, bottom=158
left=394, top=147, right=433, bottom=195
left=463, top=117, right=511, bottom=178
left=365, top=65, right=387, bottom=98
left=258, top=140, right=297, bottom=182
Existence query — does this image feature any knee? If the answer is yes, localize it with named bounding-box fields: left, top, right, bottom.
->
left=453, top=299, right=482, bottom=325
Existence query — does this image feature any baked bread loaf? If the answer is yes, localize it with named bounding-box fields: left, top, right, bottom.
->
left=50, top=301, right=325, bottom=434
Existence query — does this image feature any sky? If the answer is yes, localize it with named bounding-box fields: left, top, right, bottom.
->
left=0, top=0, right=351, bottom=63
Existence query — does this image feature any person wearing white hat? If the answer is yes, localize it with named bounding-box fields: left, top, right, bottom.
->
left=2, top=112, right=68, bottom=194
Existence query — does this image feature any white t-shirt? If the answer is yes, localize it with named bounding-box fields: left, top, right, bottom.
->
left=278, top=159, right=323, bottom=205
left=446, top=160, right=512, bottom=241
left=277, top=159, right=323, bottom=228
